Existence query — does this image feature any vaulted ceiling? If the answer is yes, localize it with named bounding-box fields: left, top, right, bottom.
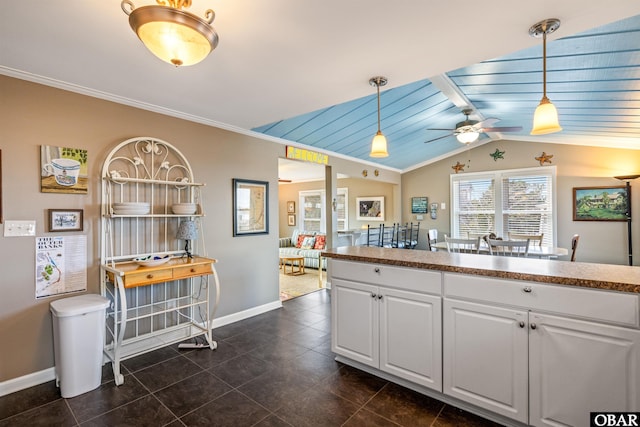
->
left=2, top=2, right=639, bottom=173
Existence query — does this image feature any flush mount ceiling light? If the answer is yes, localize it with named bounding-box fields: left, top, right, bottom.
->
left=530, top=18, right=562, bottom=135
left=121, top=0, right=219, bottom=67
left=369, top=76, right=389, bottom=158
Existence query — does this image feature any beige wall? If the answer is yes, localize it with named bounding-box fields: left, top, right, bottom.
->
left=0, top=76, right=394, bottom=383
left=278, top=177, right=398, bottom=238
left=402, top=139, right=640, bottom=263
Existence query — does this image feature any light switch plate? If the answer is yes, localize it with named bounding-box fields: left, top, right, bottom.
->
left=4, top=220, right=36, bottom=237
left=440, top=202, right=446, bottom=210
left=416, top=215, right=424, bottom=220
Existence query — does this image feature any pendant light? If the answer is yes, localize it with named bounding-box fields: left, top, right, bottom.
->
left=529, top=18, right=562, bottom=135
left=369, top=76, right=389, bottom=158
left=121, top=0, right=219, bottom=67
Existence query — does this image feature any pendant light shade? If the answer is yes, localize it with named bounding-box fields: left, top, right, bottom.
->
left=369, top=76, right=389, bottom=158
left=456, top=131, right=480, bottom=144
left=122, top=0, right=219, bottom=67
left=530, top=19, right=562, bottom=135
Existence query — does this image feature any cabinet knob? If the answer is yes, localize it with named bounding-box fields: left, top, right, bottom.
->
left=371, top=293, right=377, bottom=298
left=523, top=286, right=532, bottom=293
left=377, top=295, right=383, bottom=300
left=519, top=321, right=525, bottom=328
left=190, top=268, right=196, bottom=273
left=530, top=323, right=537, bottom=330
left=146, top=274, right=154, bottom=279
left=374, top=267, right=380, bottom=273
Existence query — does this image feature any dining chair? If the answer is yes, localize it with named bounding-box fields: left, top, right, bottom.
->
left=570, top=234, right=580, bottom=262
left=445, top=235, right=481, bottom=254
left=509, top=232, right=544, bottom=246
left=380, top=224, right=396, bottom=248
left=427, top=228, right=438, bottom=251
left=366, top=224, right=382, bottom=247
left=486, top=238, right=530, bottom=257
left=404, top=222, right=420, bottom=249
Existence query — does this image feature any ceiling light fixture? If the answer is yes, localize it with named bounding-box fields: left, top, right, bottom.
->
left=529, top=18, right=562, bottom=135
left=121, top=0, right=219, bottom=67
left=456, top=131, right=480, bottom=144
left=369, top=76, right=389, bottom=158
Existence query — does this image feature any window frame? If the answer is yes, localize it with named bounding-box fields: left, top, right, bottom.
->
left=299, top=188, right=348, bottom=232
left=450, top=166, right=557, bottom=246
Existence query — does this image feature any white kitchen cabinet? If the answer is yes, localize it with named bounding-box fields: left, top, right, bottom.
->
left=331, top=260, right=442, bottom=391
left=529, top=312, right=640, bottom=427
left=443, top=298, right=528, bottom=423
left=443, top=272, right=640, bottom=426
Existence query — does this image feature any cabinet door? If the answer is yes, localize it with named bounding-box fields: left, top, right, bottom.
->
left=331, top=279, right=379, bottom=367
left=529, top=312, right=640, bottom=427
left=380, top=288, right=442, bottom=391
left=443, top=299, right=528, bottom=424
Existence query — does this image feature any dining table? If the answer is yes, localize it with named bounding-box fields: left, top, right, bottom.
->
left=432, top=241, right=569, bottom=259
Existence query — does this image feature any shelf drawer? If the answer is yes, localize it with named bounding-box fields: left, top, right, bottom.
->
left=124, top=268, right=174, bottom=288
left=331, top=259, right=441, bottom=294
left=174, top=263, right=213, bottom=279
left=444, top=273, right=640, bottom=328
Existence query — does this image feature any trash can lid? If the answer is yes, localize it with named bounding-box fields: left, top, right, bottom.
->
left=50, top=294, right=109, bottom=317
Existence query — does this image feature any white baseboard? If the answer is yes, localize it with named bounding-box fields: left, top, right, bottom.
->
left=0, top=367, right=56, bottom=397
left=0, top=298, right=283, bottom=397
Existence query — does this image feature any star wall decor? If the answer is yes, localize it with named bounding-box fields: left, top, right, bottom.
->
left=452, top=161, right=466, bottom=174
left=490, top=148, right=505, bottom=161
left=535, top=152, right=554, bottom=166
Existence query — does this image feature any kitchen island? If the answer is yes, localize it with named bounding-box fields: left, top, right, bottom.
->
left=322, top=246, right=640, bottom=427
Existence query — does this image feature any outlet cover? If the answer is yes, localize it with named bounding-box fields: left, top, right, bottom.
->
left=4, top=220, right=36, bottom=237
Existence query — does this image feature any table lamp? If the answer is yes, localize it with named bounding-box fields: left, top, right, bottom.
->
left=176, top=220, right=198, bottom=259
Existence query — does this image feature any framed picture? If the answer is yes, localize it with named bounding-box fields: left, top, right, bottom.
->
left=356, top=196, right=385, bottom=221
left=411, top=196, right=428, bottom=214
left=40, top=145, right=88, bottom=194
left=287, top=214, right=296, bottom=226
left=48, top=209, right=83, bottom=232
left=573, top=186, right=628, bottom=221
left=287, top=200, right=296, bottom=213
left=233, top=179, right=269, bottom=236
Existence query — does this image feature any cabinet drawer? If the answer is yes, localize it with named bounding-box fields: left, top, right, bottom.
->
left=124, top=268, right=174, bottom=288
left=444, top=273, right=640, bottom=328
left=331, top=260, right=441, bottom=294
left=174, top=263, right=213, bottom=279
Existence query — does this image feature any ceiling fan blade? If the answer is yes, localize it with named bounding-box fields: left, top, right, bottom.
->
left=426, top=128, right=456, bottom=131
left=481, top=126, right=523, bottom=133
left=424, top=134, right=452, bottom=144
left=475, top=118, right=499, bottom=128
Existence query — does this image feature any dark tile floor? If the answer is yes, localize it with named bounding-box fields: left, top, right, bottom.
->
left=0, top=289, right=503, bottom=426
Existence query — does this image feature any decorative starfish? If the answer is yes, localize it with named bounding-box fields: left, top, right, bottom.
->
left=452, top=161, right=466, bottom=174
left=535, top=152, right=554, bottom=166
left=490, top=148, right=505, bottom=161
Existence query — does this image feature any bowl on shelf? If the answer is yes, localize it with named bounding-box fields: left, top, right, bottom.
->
left=172, top=203, right=197, bottom=215
left=112, top=202, right=150, bottom=215
left=133, top=255, right=171, bottom=267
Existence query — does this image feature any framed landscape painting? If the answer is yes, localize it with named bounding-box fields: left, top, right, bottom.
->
left=356, top=196, right=384, bottom=221
left=233, top=178, right=269, bottom=236
left=573, top=186, right=628, bottom=221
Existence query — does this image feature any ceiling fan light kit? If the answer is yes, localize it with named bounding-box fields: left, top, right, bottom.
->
left=425, top=109, right=522, bottom=144
left=530, top=18, right=562, bottom=135
left=369, top=76, right=389, bottom=158
left=121, top=0, right=219, bottom=67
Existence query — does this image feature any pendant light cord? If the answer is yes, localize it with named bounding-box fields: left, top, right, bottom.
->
left=542, top=30, right=547, bottom=99
left=376, top=80, right=382, bottom=133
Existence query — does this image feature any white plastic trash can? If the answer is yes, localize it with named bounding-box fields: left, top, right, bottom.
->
left=50, top=294, right=110, bottom=398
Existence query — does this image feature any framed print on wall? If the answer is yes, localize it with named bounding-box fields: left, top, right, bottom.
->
left=356, top=196, right=385, bottom=221
left=573, top=186, right=628, bottom=221
left=287, top=214, right=296, bottom=226
left=411, top=196, right=428, bottom=214
left=287, top=201, right=295, bottom=213
left=48, top=209, right=84, bottom=232
left=40, top=145, right=88, bottom=194
left=233, top=179, right=269, bottom=236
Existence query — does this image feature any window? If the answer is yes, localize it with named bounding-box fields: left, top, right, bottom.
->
left=299, top=188, right=348, bottom=232
left=451, top=167, right=556, bottom=246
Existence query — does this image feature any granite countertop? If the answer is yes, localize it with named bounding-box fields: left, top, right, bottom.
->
left=322, top=246, right=640, bottom=294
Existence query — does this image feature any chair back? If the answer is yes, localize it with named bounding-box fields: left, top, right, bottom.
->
left=509, top=232, right=543, bottom=246
left=487, top=238, right=530, bottom=257
left=445, top=235, right=481, bottom=254
left=427, top=229, right=438, bottom=251
left=570, top=234, right=580, bottom=262
left=366, top=224, right=381, bottom=247
left=380, top=224, right=396, bottom=248
left=403, top=222, right=420, bottom=249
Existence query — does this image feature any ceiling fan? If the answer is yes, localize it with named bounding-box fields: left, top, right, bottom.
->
left=425, top=109, right=523, bottom=144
